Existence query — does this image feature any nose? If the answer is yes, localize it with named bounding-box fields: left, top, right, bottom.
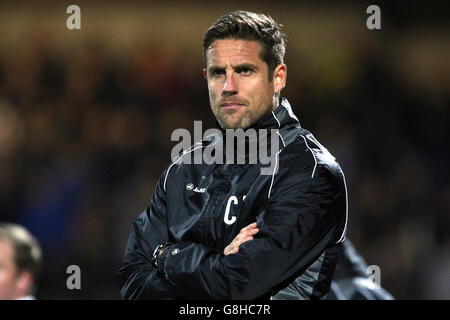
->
left=222, top=71, right=238, bottom=96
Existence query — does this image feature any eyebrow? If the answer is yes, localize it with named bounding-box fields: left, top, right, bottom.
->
left=207, top=63, right=259, bottom=73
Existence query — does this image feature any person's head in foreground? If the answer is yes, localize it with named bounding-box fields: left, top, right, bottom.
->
left=0, top=223, right=42, bottom=300
left=203, top=10, right=287, bottom=130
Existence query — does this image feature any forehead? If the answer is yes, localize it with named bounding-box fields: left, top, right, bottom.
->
left=205, top=39, right=264, bottom=66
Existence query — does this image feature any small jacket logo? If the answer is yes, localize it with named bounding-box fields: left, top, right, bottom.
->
left=186, top=183, right=206, bottom=193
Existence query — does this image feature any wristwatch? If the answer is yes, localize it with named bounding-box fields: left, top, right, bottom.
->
left=152, top=243, right=171, bottom=267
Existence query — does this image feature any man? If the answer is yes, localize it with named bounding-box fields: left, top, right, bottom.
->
left=326, top=240, right=394, bottom=300
left=118, top=10, right=348, bottom=299
left=0, top=223, right=42, bottom=300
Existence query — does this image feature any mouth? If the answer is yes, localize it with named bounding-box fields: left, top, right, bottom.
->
left=220, top=102, right=245, bottom=110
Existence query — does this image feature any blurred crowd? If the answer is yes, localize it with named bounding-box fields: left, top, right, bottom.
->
left=0, top=2, right=448, bottom=299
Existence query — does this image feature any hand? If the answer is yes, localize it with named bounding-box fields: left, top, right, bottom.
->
left=224, top=222, right=259, bottom=255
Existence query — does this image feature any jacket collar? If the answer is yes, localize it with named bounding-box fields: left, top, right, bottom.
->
left=215, top=97, right=300, bottom=133
left=208, top=97, right=301, bottom=164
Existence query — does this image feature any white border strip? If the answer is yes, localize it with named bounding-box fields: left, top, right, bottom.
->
left=275, top=130, right=286, bottom=148
left=164, top=145, right=204, bottom=191
left=163, top=136, right=221, bottom=191
left=300, top=135, right=317, bottom=178
left=271, top=111, right=286, bottom=146
left=271, top=111, right=281, bottom=128
left=267, top=148, right=282, bottom=199
left=336, top=170, right=349, bottom=243
left=268, top=111, right=286, bottom=199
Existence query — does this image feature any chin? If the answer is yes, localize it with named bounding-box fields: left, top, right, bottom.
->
left=219, top=117, right=246, bottom=129
left=220, top=122, right=238, bottom=130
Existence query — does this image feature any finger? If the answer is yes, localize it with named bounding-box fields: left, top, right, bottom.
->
left=230, top=229, right=259, bottom=250
left=224, top=245, right=238, bottom=256
left=240, top=222, right=258, bottom=232
left=238, top=228, right=259, bottom=240
left=224, top=225, right=259, bottom=256
left=226, top=245, right=241, bottom=256
left=236, top=227, right=259, bottom=240
left=232, top=236, right=254, bottom=249
left=225, top=234, right=254, bottom=255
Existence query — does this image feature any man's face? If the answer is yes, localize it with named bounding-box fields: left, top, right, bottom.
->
left=0, top=239, right=19, bottom=300
left=204, top=39, right=285, bottom=129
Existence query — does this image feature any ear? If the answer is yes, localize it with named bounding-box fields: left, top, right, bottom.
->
left=15, top=271, right=33, bottom=298
left=273, top=64, right=287, bottom=93
left=203, top=68, right=207, bottom=79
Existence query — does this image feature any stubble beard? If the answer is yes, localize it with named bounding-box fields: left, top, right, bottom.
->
left=216, top=108, right=252, bottom=129
left=213, top=100, right=276, bottom=130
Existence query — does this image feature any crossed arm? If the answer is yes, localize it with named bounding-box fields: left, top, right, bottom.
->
left=117, top=205, right=258, bottom=299
left=118, top=165, right=345, bottom=300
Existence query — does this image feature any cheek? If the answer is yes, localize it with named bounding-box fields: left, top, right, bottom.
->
left=208, top=87, right=217, bottom=100
left=249, top=77, right=272, bottom=95
left=208, top=79, right=221, bottom=94
left=208, top=84, right=220, bottom=105
left=0, top=269, right=15, bottom=293
left=250, top=83, right=273, bottom=107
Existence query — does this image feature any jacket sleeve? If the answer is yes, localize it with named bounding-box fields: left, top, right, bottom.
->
left=117, top=168, right=186, bottom=300
left=157, top=163, right=347, bottom=299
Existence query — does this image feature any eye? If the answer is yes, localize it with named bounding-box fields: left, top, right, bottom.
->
left=211, top=68, right=225, bottom=77
left=237, top=67, right=253, bottom=75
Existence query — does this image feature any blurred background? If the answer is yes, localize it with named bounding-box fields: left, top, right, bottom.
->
left=0, top=0, right=448, bottom=299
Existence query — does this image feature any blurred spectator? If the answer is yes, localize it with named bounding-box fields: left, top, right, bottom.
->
left=0, top=223, right=42, bottom=300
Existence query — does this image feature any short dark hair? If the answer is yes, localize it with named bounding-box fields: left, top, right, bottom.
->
left=0, top=223, right=42, bottom=281
left=203, top=10, right=287, bottom=79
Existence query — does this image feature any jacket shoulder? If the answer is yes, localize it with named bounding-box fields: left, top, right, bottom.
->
left=279, top=131, right=343, bottom=179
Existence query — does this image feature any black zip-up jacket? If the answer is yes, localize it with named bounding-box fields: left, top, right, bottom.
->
left=118, top=98, right=348, bottom=299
